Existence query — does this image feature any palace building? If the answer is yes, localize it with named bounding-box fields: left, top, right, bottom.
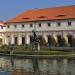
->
left=1, top=5, right=75, bottom=47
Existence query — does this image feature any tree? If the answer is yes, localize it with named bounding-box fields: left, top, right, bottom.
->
left=71, top=38, right=75, bottom=47
left=60, top=38, right=67, bottom=47
left=39, top=36, right=46, bottom=46
left=0, top=38, right=2, bottom=45
left=50, top=37, right=56, bottom=47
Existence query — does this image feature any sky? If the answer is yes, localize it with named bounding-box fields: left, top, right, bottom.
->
left=0, top=0, right=75, bottom=21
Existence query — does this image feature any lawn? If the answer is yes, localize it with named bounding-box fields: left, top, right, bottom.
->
left=0, top=45, right=74, bottom=56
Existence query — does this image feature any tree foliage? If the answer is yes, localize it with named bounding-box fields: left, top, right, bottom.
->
left=50, top=37, right=56, bottom=47
left=0, top=38, right=2, bottom=45
left=39, top=36, right=46, bottom=46
left=60, top=38, right=67, bottom=47
left=71, top=38, right=75, bottom=47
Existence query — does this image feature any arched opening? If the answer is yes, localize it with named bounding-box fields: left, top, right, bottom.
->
left=14, top=37, right=18, bottom=45
left=22, top=37, right=25, bottom=45
left=30, top=36, right=33, bottom=44
left=47, top=35, right=51, bottom=46
left=7, top=36, right=11, bottom=45
left=57, top=35, right=62, bottom=47
left=67, top=35, right=73, bottom=47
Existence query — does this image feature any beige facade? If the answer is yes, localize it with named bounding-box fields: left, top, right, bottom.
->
left=2, top=20, right=75, bottom=47
left=1, top=6, right=75, bottom=47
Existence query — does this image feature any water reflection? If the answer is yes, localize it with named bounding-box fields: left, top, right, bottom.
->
left=0, top=56, right=75, bottom=75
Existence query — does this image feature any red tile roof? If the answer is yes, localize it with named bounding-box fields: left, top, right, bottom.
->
left=0, top=22, right=5, bottom=26
left=7, top=5, right=75, bottom=23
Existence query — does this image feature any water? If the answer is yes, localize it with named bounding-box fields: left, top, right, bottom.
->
left=0, top=56, right=75, bottom=75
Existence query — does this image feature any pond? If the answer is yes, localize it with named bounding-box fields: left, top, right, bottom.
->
left=0, top=56, right=75, bottom=75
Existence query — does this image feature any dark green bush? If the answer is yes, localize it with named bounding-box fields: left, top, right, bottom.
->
left=39, top=36, right=46, bottom=46
left=0, top=44, right=10, bottom=50
left=50, top=37, right=56, bottom=47
left=0, top=38, right=2, bottom=45
left=71, top=38, right=75, bottom=47
left=60, top=38, right=67, bottom=47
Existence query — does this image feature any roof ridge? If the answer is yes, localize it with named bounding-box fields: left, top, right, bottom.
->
left=25, top=5, right=75, bottom=11
left=6, top=5, right=75, bottom=23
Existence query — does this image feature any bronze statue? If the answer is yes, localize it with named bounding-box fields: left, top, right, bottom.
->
left=32, top=30, right=40, bottom=51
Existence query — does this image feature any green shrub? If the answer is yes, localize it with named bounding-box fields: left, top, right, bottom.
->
left=0, top=38, right=2, bottom=45
left=0, top=44, right=32, bottom=51
left=71, top=38, right=75, bottom=47
left=14, top=45, right=25, bottom=50
left=0, top=44, right=10, bottom=50
left=39, top=36, right=46, bottom=46
left=13, top=44, right=32, bottom=51
left=50, top=37, right=56, bottom=47
left=60, top=38, right=67, bottom=47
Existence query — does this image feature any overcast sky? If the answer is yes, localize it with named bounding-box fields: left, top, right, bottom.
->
left=0, top=0, right=75, bottom=21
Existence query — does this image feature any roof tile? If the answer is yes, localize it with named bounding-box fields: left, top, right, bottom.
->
left=7, top=5, right=75, bottom=23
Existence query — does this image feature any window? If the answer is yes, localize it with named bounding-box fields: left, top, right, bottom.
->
left=48, top=23, right=51, bottom=27
left=7, top=25, right=10, bottom=28
left=57, top=22, right=61, bottom=27
left=38, top=16, right=47, bottom=18
left=14, top=25, right=17, bottom=28
left=68, top=22, right=71, bottom=26
left=30, top=24, right=33, bottom=27
left=22, top=24, right=24, bottom=28
left=56, top=14, right=66, bottom=17
left=39, top=23, right=41, bottom=27
left=23, top=18, right=30, bottom=19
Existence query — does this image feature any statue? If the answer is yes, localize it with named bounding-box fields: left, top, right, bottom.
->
left=32, top=30, right=40, bottom=51
left=32, top=30, right=40, bottom=74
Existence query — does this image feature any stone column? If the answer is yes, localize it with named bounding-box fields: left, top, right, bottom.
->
left=42, top=32, right=48, bottom=43
left=11, top=34, right=14, bottom=45
left=4, top=35, right=8, bottom=45
left=63, top=32, right=68, bottom=44
left=2, top=33, right=5, bottom=45
left=52, top=32, right=57, bottom=43
left=37, top=43, right=40, bottom=51
left=26, top=33, right=30, bottom=44
left=18, top=33, right=22, bottom=45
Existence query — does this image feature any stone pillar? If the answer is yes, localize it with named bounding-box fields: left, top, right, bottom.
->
left=4, top=35, right=8, bottom=45
left=2, top=34, right=5, bottom=45
left=37, top=43, right=40, bottom=51
left=18, top=34, right=22, bottom=45
left=11, top=34, right=14, bottom=45
left=26, top=34, right=30, bottom=44
left=52, top=32, right=57, bottom=43
left=42, top=32, right=48, bottom=43
left=63, top=32, right=68, bottom=44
